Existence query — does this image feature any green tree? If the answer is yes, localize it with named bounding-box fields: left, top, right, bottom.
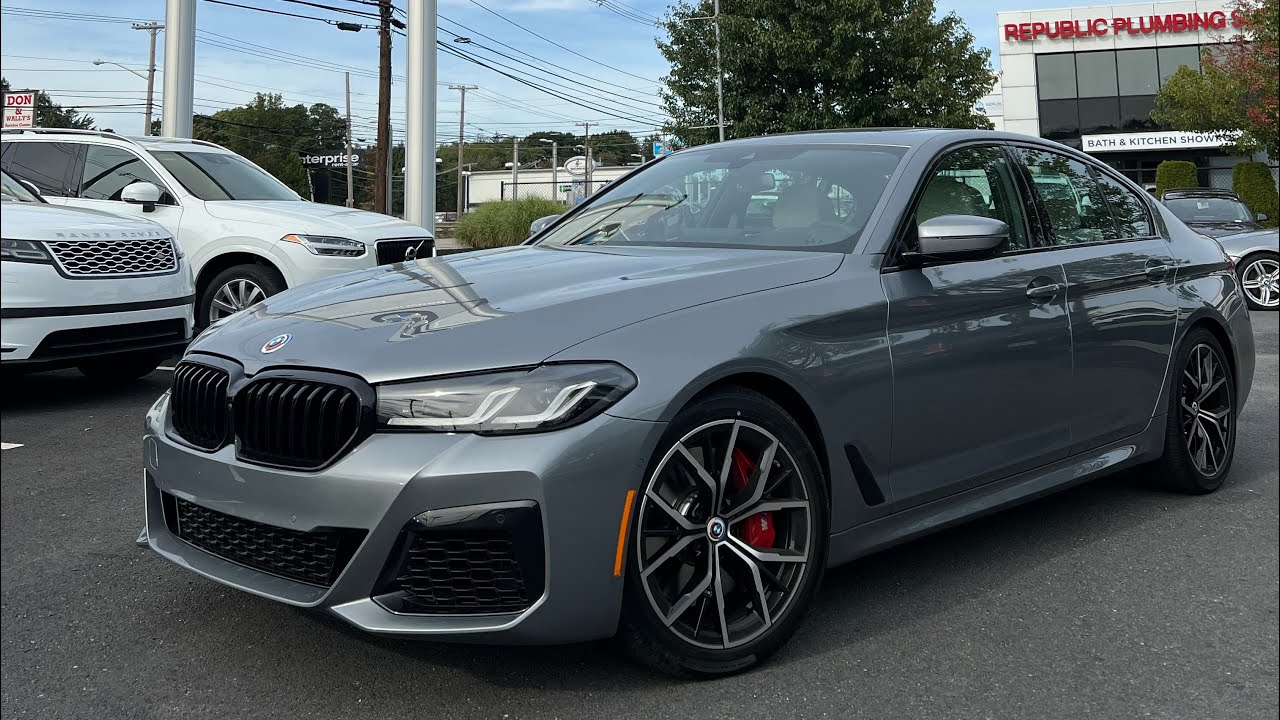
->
left=2, top=77, right=95, bottom=129
left=656, top=0, right=994, bottom=145
left=1155, top=160, right=1198, bottom=198
left=1153, top=0, right=1278, bottom=158
left=589, top=129, right=644, bottom=165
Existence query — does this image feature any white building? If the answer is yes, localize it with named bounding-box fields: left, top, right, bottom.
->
left=463, top=165, right=640, bottom=207
left=995, top=0, right=1270, bottom=186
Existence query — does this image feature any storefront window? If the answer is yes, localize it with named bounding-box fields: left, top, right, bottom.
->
left=1038, top=99, right=1080, bottom=141
left=1158, top=46, right=1201, bottom=86
left=1037, top=54, right=1077, bottom=100
left=1119, top=96, right=1160, bottom=131
left=1076, top=51, right=1118, bottom=97
left=1079, top=98, right=1121, bottom=135
left=1117, top=49, right=1159, bottom=95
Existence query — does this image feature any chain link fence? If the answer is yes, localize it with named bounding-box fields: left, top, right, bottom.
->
left=499, top=179, right=616, bottom=205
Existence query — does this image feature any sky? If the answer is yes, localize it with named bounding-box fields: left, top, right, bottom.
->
left=0, top=0, right=1053, bottom=145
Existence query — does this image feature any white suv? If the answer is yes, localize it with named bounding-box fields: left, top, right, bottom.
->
left=1, top=129, right=434, bottom=327
left=1, top=170, right=193, bottom=379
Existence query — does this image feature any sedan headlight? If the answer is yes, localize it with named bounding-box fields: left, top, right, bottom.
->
left=376, top=363, right=636, bottom=434
left=281, top=233, right=366, bottom=257
left=0, top=239, right=52, bottom=263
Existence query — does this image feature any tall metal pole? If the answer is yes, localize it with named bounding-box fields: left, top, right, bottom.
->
left=405, top=0, right=437, bottom=232
left=550, top=141, right=558, bottom=203
left=713, top=0, right=724, bottom=142
left=577, top=121, right=596, bottom=194
left=511, top=137, right=519, bottom=200
left=344, top=72, right=355, bottom=208
left=449, top=84, right=476, bottom=216
left=161, top=0, right=195, bottom=138
left=133, top=23, right=163, bottom=136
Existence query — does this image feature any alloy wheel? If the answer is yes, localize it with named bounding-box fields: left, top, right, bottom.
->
left=209, top=278, right=266, bottom=324
left=636, top=419, right=813, bottom=650
left=1180, top=343, right=1232, bottom=477
left=1241, top=258, right=1279, bottom=308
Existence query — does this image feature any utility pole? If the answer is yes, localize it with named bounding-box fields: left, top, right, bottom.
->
left=541, top=139, right=558, bottom=203
left=713, top=0, right=725, bottom=142
left=344, top=71, right=355, bottom=208
left=374, top=0, right=392, bottom=214
left=449, top=84, right=476, bottom=216
left=511, top=136, right=519, bottom=200
left=577, top=121, right=596, bottom=194
left=132, top=22, right=164, bottom=136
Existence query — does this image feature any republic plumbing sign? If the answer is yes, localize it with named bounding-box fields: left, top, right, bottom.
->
left=1081, top=130, right=1241, bottom=153
left=301, top=152, right=362, bottom=168
left=4, top=91, right=36, bottom=129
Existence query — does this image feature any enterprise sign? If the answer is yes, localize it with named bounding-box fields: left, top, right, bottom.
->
left=1081, top=130, right=1241, bottom=153
left=301, top=152, right=362, bottom=167
left=1004, top=10, right=1245, bottom=41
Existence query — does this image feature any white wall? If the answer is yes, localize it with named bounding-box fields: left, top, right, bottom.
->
left=464, top=166, right=639, bottom=206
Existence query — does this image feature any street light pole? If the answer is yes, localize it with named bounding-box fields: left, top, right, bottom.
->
left=511, top=137, right=519, bottom=200
left=540, top=139, right=557, bottom=203
left=132, top=22, right=164, bottom=136
left=344, top=71, right=355, bottom=208
left=576, top=121, right=596, bottom=194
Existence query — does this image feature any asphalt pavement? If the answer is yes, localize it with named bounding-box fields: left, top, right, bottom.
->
left=2, top=313, right=1277, bottom=720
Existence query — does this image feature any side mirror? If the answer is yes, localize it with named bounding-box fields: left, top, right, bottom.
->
left=121, top=181, right=162, bottom=212
left=912, top=214, right=1009, bottom=261
left=529, top=214, right=561, bottom=237
left=1257, top=213, right=1269, bottom=223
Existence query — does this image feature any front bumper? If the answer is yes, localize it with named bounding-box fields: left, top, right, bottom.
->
left=142, top=392, right=666, bottom=644
left=2, top=302, right=192, bottom=365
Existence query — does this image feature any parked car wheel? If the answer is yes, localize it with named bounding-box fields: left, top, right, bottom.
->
left=1238, top=253, right=1279, bottom=311
left=1152, top=329, right=1237, bottom=494
left=619, top=388, right=829, bottom=677
left=200, top=264, right=285, bottom=327
left=77, top=353, right=164, bottom=382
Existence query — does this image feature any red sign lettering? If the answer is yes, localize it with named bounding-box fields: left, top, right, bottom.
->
left=1005, top=10, right=1247, bottom=41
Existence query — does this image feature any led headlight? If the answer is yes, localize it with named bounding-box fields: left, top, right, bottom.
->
left=0, top=239, right=52, bottom=263
left=281, top=234, right=366, bottom=257
left=376, top=363, right=637, bottom=434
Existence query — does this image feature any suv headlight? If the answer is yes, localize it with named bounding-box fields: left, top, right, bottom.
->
left=0, top=239, right=52, bottom=263
left=281, top=234, right=366, bottom=257
left=376, top=363, right=636, bottom=434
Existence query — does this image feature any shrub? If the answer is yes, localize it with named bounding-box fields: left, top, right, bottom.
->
left=1155, top=160, right=1198, bottom=198
left=1232, top=162, right=1279, bottom=228
left=455, top=199, right=567, bottom=249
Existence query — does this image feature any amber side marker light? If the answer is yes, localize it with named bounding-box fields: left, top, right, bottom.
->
left=613, top=489, right=637, bottom=577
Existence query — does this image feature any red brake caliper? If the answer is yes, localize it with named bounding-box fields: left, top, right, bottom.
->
left=729, top=448, right=775, bottom=548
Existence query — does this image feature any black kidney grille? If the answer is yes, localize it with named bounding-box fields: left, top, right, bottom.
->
left=171, top=495, right=363, bottom=587
left=393, top=532, right=531, bottom=614
left=235, top=378, right=362, bottom=469
left=375, top=237, right=431, bottom=265
left=170, top=362, right=231, bottom=450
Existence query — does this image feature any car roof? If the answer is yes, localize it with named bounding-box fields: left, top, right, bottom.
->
left=693, top=128, right=1031, bottom=150
left=2, top=127, right=232, bottom=154
left=1162, top=188, right=1241, bottom=199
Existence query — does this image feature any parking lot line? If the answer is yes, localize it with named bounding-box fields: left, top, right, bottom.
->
left=1, top=443, right=24, bottom=450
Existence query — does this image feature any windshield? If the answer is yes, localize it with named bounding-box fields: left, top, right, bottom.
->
left=151, top=150, right=300, bottom=201
left=534, top=144, right=904, bottom=252
left=1165, top=196, right=1253, bottom=224
left=1, top=171, right=41, bottom=202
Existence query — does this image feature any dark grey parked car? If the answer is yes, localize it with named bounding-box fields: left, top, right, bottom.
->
left=142, top=129, right=1256, bottom=677
left=1161, top=187, right=1279, bottom=310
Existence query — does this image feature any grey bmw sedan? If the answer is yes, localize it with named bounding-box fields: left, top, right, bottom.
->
left=143, top=129, right=1256, bottom=677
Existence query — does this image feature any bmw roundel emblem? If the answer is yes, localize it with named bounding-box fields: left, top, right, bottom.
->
left=707, top=517, right=727, bottom=542
left=261, top=333, right=292, bottom=354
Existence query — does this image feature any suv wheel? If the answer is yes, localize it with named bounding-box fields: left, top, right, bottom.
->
left=1239, top=253, right=1278, bottom=311
left=199, top=264, right=285, bottom=327
left=619, top=388, right=829, bottom=677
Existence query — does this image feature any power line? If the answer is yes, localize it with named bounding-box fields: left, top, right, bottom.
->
left=202, top=0, right=377, bottom=28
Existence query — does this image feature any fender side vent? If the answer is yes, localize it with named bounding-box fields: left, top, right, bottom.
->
left=844, top=443, right=886, bottom=506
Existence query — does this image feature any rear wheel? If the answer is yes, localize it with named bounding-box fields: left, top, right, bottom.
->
left=77, top=353, right=163, bottom=382
left=1238, top=253, right=1278, bottom=311
left=199, top=264, right=285, bottom=328
left=619, top=388, right=828, bottom=677
left=1152, top=328, right=1236, bottom=494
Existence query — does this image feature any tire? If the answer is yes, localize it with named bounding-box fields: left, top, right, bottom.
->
left=619, top=387, right=829, bottom=677
left=1151, top=328, right=1237, bottom=494
left=1238, top=252, right=1279, bottom=311
left=77, top=353, right=163, bottom=382
left=198, top=263, right=285, bottom=328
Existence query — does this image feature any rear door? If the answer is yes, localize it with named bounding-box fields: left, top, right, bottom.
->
left=882, top=143, right=1074, bottom=507
left=1011, top=145, right=1178, bottom=452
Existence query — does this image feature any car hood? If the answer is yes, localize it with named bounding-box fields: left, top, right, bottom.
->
left=1184, top=221, right=1263, bottom=238
left=0, top=202, right=169, bottom=240
left=201, top=200, right=431, bottom=237
left=1207, top=226, right=1280, bottom=258
left=188, top=245, right=842, bottom=382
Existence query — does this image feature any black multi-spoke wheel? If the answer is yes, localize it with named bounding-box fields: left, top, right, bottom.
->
left=620, top=388, right=828, bottom=677
left=1154, top=329, right=1237, bottom=494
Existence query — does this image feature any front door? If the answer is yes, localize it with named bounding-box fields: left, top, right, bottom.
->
left=63, top=144, right=185, bottom=235
left=1013, top=146, right=1178, bottom=452
left=883, top=144, right=1074, bottom=508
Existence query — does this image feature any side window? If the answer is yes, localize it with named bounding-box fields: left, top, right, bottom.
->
left=914, top=145, right=1030, bottom=252
left=1092, top=171, right=1153, bottom=238
left=6, top=142, right=79, bottom=197
left=80, top=146, right=173, bottom=204
left=1020, top=148, right=1120, bottom=246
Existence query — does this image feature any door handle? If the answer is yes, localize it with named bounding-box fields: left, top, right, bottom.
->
left=1145, top=261, right=1171, bottom=281
left=1026, top=281, right=1063, bottom=304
